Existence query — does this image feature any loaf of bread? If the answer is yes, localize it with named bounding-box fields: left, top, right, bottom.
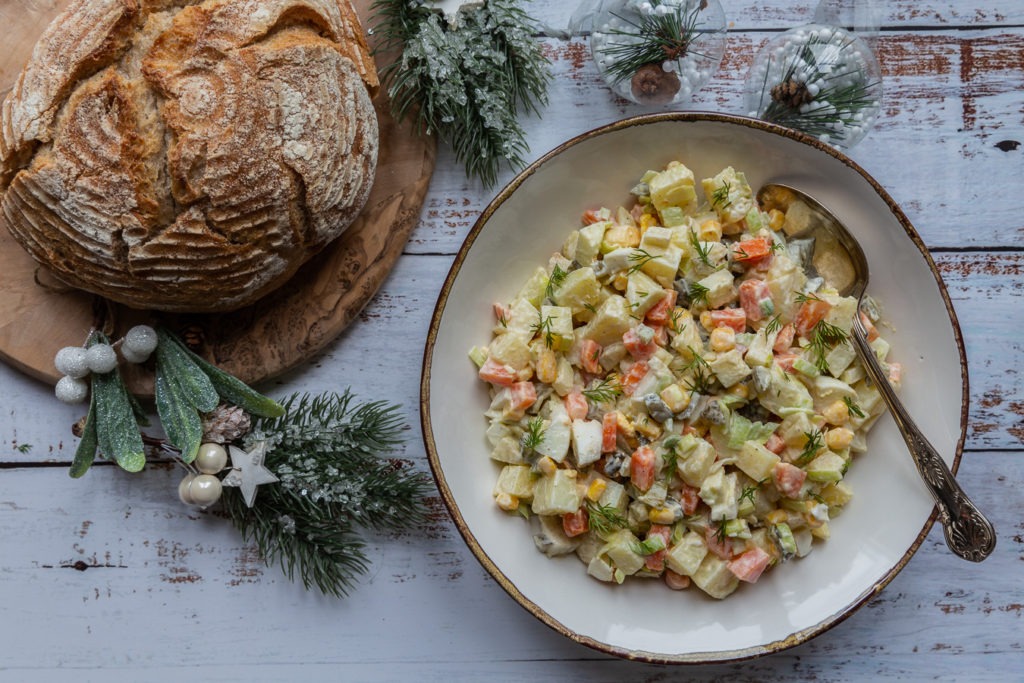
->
left=0, top=0, right=379, bottom=312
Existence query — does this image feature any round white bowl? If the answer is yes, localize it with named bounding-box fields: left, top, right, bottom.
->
left=421, top=113, right=967, bottom=663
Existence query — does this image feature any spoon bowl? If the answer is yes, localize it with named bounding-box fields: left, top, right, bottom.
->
left=757, top=183, right=996, bottom=562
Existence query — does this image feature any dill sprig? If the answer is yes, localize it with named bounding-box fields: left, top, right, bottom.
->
left=688, top=229, right=714, bottom=267
left=545, top=264, right=568, bottom=301
left=843, top=396, right=866, bottom=419
left=582, top=377, right=623, bottom=403
left=681, top=349, right=713, bottom=394
left=688, top=281, right=710, bottom=307
left=599, top=0, right=713, bottom=86
left=764, top=314, right=783, bottom=336
left=586, top=500, right=628, bottom=536
left=221, top=391, right=432, bottom=598
left=710, top=180, right=732, bottom=209
left=807, top=319, right=849, bottom=373
left=371, top=0, right=551, bottom=187
left=531, top=313, right=557, bottom=349
left=795, top=429, right=824, bottom=466
left=628, top=248, right=657, bottom=275
left=521, top=416, right=546, bottom=451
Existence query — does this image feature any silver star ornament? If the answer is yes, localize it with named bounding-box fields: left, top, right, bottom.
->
left=222, top=440, right=279, bottom=507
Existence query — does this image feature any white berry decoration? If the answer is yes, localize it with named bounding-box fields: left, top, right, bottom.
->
left=54, top=346, right=90, bottom=379
left=121, top=345, right=149, bottom=364
left=55, top=375, right=89, bottom=404
left=195, top=443, right=228, bottom=474
left=188, top=474, right=223, bottom=507
left=85, top=343, right=118, bottom=374
left=178, top=473, right=197, bottom=505
left=123, top=325, right=158, bottom=359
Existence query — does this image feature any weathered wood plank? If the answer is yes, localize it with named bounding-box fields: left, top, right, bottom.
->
left=0, top=450, right=1019, bottom=678
left=407, top=29, right=1024, bottom=253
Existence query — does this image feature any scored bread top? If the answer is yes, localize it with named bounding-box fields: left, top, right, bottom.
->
left=0, top=0, right=379, bottom=312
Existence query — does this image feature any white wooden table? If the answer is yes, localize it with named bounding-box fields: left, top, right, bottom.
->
left=1, top=1, right=1022, bottom=680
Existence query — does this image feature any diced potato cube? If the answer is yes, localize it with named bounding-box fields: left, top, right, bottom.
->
left=587, top=555, right=616, bottom=582
left=676, top=436, right=717, bottom=488
left=626, top=269, right=666, bottom=317
left=670, top=314, right=704, bottom=358
left=553, top=267, right=608, bottom=318
left=540, top=305, right=574, bottom=351
left=649, top=163, right=697, bottom=213
left=709, top=348, right=752, bottom=388
left=825, top=341, right=857, bottom=378
left=552, top=356, right=576, bottom=396
left=488, top=333, right=531, bottom=370
left=700, top=468, right=738, bottom=521
left=696, top=269, right=736, bottom=309
left=533, top=514, right=580, bottom=556
left=576, top=221, right=610, bottom=266
left=805, top=451, right=848, bottom=483
left=641, top=225, right=673, bottom=250
left=691, top=554, right=740, bottom=599
left=736, top=441, right=781, bottom=482
left=531, top=469, right=580, bottom=515
left=701, top=167, right=753, bottom=225
left=517, top=267, right=549, bottom=308
left=665, top=531, right=708, bottom=577
left=641, top=245, right=684, bottom=287
left=599, top=530, right=647, bottom=576
left=582, top=295, right=633, bottom=345
left=502, top=297, right=541, bottom=341
left=493, top=465, right=536, bottom=500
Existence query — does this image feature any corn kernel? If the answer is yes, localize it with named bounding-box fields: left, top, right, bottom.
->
left=700, top=310, right=713, bottom=330
left=495, top=493, right=519, bottom=512
left=649, top=507, right=677, bottom=525
left=605, top=224, right=641, bottom=248
left=822, top=399, right=850, bottom=426
left=535, top=348, right=557, bottom=384
left=728, top=383, right=750, bottom=400
left=586, top=479, right=607, bottom=502
left=612, top=272, right=628, bottom=291
left=616, top=412, right=636, bottom=438
left=768, top=209, right=786, bottom=231
left=537, top=456, right=557, bottom=476
left=826, top=427, right=855, bottom=452
left=639, top=213, right=658, bottom=232
left=698, top=219, right=723, bottom=242
left=710, top=326, right=736, bottom=352
left=659, top=383, right=691, bottom=413
left=765, top=509, right=789, bottom=525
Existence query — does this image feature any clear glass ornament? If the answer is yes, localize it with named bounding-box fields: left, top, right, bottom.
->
left=589, top=0, right=727, bottom=106
left=742, top=23, right=883, bottom=150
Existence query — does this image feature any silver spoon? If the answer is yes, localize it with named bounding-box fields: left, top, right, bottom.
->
left=757, top=183, right=996, bottom=562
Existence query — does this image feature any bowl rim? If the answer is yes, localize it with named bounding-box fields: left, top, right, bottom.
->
left=419, top=111, right=969, bottom=664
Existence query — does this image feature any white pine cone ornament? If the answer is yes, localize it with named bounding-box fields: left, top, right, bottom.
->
left=201, top=405, right=252, bottom=444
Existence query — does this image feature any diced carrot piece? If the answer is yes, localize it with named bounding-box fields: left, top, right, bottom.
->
left=644, top=524, right=672, bottom=572
left=774, top=352, right=799, bottom=374
left=620, top=361, right=649, bottom=395
left=794, top=298, right=832, bottom=338
left=678, top=483, right=701, bottom=515
left=565, top=391, right=589, bottom=421
left=601, top=412, right=618, bottom=453
left=738, top=279, right=773, bottom=322
left=579, top=338, right=603, bottom=374
left=623, top=327, right=658, bottom=360
left=732, top=237, right=773, bottom=264
left=644, top=289, right=678, bottom=325
left=710, top=308, right=747, bottom=333
left=478, top=357, right=516, bottom=386
left=773, top=461, right=807, bottom=499
left=630, top=445, right=657, bottom=492
left=773, top=323, right=796, bottom=353
left=581, top=209, right=604, bottom=225
left=727, top=547, right=772, bottom=583
left=765, top=432, right=786, bottom=455
left=664, top=569, right=691, bottom=590
left=705, top=524, right=733, bottom=559
left=562, top=508, right=589, bottom=538
left=651, top=324, right=669, bottom=347
left=507, top=381, right=537, bottom=419
left=859, top=311, right=880, bottom=342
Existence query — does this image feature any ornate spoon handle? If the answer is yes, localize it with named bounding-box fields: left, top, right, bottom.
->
left=851, top=316, right=996, bottom=561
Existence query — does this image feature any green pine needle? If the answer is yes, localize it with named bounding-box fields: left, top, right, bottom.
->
left=372, top=0, right=551, bottom=187
left=222, top=391, right=433, bottom=597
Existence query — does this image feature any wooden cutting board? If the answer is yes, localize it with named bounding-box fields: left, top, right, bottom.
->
left=0, top=0, right=436, bottom=394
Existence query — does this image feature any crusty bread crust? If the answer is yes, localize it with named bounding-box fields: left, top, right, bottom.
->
left=0, top=0, right=378, bottom=312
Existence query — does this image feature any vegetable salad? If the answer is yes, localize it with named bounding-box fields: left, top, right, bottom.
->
left=469, top=161, right=899, bottom=599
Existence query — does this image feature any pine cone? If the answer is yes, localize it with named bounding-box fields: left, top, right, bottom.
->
left=630, top=63, right=681, bottom=106
left=201, top=404, right=252, bottom=444
left=770, top=79, right=813, bottom=110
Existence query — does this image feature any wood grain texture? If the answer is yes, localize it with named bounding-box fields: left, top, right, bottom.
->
left=0, top=0, right=437, bottom=392
left=0, top=1, right=1021, bottom=679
